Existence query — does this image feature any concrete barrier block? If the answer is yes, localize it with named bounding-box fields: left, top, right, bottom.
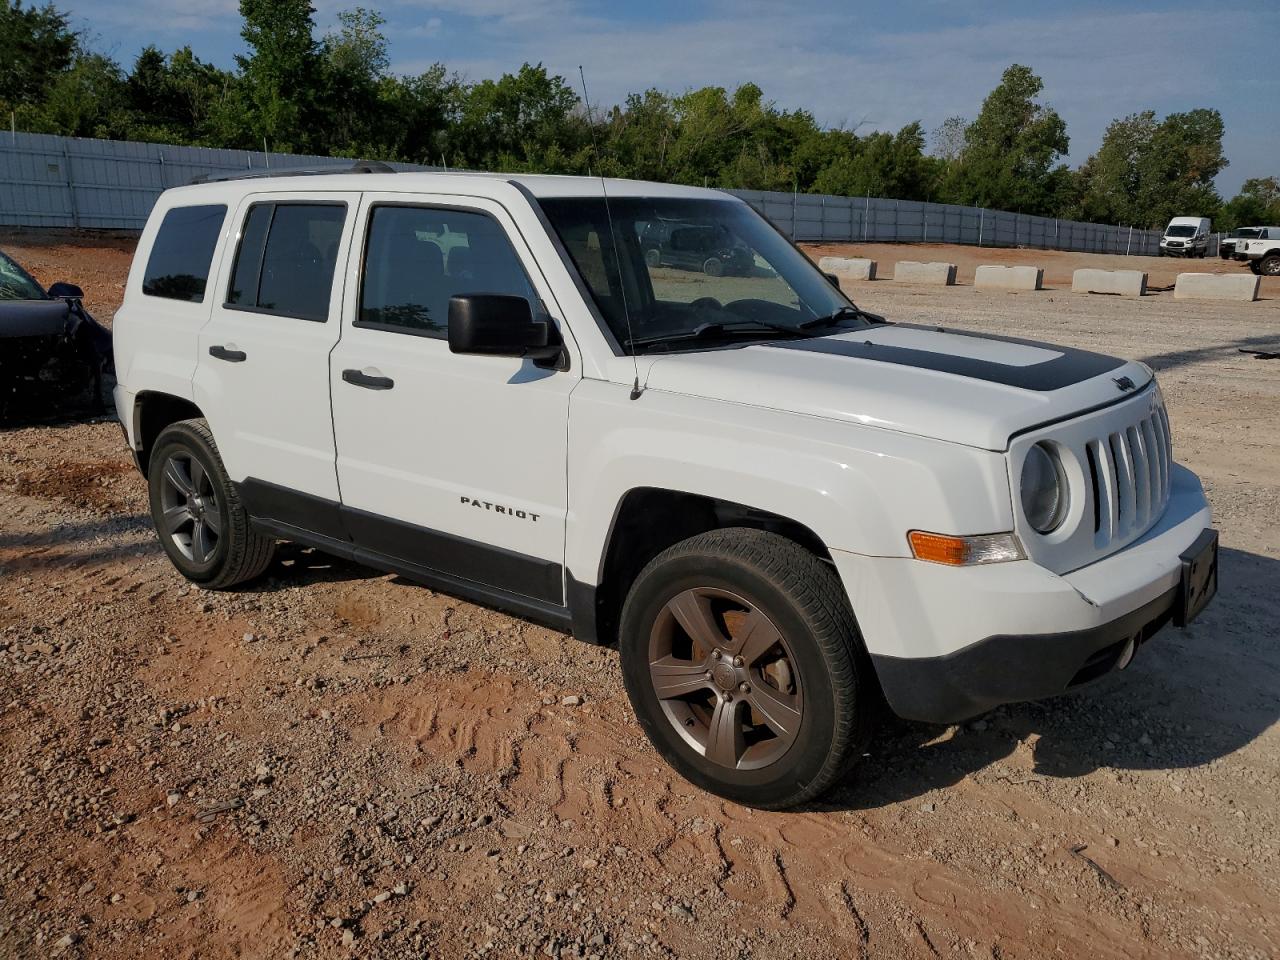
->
left=1173, top=272, right=1260, bottom=302
left=1071, top=268, right=1147, bottom=297
left=894, top=261, right=956, bottom=285
left=974, top=265, right=1043, bottom=291
left=818, top=256, right=876, bottom=281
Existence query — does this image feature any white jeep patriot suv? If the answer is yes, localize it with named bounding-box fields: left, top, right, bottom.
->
left=113, top=166, right=1218, bottom=808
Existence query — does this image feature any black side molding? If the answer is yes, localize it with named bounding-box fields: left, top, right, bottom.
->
left=234, top=477, right=568, bottom=610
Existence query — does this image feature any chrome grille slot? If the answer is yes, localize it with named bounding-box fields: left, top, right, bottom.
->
left=1088, top=405, right=1170, bottom=551
left=1127, top=424, right=1150, bottom=527
left=1109, top=431, right=1135, bottom=536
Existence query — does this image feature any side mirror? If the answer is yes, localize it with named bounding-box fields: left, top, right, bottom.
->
left=448, top=294, right=560, bottom=361
left=47, top=282, right=83, bottom=300
left=824, top=272, right=841, bottom=288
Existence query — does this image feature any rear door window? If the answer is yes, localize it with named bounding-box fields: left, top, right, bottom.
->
left=357, top=205, right=536, bottom=338
left=226, top=202, right=347, bottom=322
left=142, top=204, right=227, bottom=302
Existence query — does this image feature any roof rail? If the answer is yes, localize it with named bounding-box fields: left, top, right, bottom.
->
left=190, top=159, right=398, bottom=185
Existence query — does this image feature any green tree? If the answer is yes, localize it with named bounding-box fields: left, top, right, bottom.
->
left=0, top=0, right=77, bottom=109
left=938, top=64, right=1070, bottom=216
left=814, top=123, right=935, bottom=200
left=315, top=8, right=388, bottom=155
left=452, top=63, right=582, bottom=172
left=1073, top=108, right=1226, bottom=227
left=378, top=65, right=462, bottom=165
left=22, top=52, right=129, bottom=137
left=236, top=0, right=320, bottom=151
left=124, top=45, right=234, bottom=143
left=1220, top=177, right=1280, bottom=231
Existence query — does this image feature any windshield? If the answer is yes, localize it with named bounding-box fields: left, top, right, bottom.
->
left=1232, top=228, right=1262, bottom=239
left=538, top=197, right=866, bottom=354
left=0, top=252, right=47, bottom=301
left=1165, top=225, right=1197, bottom=238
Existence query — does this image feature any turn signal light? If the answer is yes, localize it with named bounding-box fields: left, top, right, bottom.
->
left=908, top=531, right=1024, bottom=566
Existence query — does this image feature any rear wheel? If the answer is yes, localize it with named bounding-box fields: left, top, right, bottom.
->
left=619, top=528, right=873, bottom=809
left=644, top=247, right=661, bottom=268
left=702, top=257, right=724, bottom=277
left=148, top=419, right=275, bottom=588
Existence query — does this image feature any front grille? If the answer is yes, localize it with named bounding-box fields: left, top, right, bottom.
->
left=1084, top=404, right=1172, bottom=549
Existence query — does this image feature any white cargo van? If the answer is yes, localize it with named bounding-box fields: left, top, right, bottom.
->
left=1159, top=216, right=1211, bottom=258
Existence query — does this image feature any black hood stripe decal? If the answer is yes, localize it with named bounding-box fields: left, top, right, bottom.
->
left=765, top=327, right=1127, bottom=392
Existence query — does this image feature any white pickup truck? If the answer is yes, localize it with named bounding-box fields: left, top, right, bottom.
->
left=112, top=167, right=1218, bottom=808
left=1231, top=225, right=1280, bottom=276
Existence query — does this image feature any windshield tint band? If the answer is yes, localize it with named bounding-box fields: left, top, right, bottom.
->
left=765, top=336, right=1127, bottom=392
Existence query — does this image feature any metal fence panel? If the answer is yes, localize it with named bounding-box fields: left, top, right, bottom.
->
left=2, top=132, right=1165, bottom=254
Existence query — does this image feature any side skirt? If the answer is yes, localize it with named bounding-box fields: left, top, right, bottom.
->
left=250, top=516, right=575, bottom=635
left=236, top=478, right=579, bottom=635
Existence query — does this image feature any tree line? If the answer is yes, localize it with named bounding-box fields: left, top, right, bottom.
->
left=3, top=0, right=1277, bottom=231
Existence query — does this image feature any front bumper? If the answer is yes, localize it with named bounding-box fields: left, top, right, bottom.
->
left=834, top=463, right=1213, bottom=723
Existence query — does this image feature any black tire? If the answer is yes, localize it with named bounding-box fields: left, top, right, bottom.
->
left=147, top=418, right=275, bottom=589
left=619, top=528, right=873, bottom=809
left=702, top=257, right=724, bottom=278
left=644, top=247, right=661, bottom=268
left=1261, top=255, right=1280, bottom=277
left=1250, top=260, right=1263, bottom=275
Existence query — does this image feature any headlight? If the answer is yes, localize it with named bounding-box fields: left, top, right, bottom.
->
left=1021, top=443, right=1068, bottom=533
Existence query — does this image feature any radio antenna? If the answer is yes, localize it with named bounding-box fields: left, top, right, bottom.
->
left=579, top=65, right=642, bottom=400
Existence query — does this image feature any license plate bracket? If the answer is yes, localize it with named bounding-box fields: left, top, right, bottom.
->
left=1175, top=529, right=1218, bottom=627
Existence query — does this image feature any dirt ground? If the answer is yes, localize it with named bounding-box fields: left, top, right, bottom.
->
left=1, top=235, right=1279, bottom=960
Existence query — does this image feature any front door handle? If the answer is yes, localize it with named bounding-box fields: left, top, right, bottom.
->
left=209, top=344, right=247, bottom=362
left=342, top=368, right=395, bottom=390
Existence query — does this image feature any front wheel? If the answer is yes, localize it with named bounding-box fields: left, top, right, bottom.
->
left=702, top=257, right=724, bottom=277
left=148, top=418, right=276, bottom=589
left=1260, top=255, right=1280, bottom=277
left=619, top=528, right=873, bottom=809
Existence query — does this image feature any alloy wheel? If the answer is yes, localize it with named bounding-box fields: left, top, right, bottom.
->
left=647, top=587, right=803, bottom=771
left=158, top=451, right=221, bottom=564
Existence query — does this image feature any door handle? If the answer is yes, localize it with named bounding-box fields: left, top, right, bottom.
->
left=209, top=344, right=247, bottom=362
left=342, top=368, right=395, bottom=390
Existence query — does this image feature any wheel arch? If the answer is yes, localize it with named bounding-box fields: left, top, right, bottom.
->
left=574, top=486, right=836, bottom=647
left=133, top=391, right=207, bottom=475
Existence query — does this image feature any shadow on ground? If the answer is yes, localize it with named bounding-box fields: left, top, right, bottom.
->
left=1141, top=334, right=1280, bottom=372
left=829, top=545, right=1280, bottom=810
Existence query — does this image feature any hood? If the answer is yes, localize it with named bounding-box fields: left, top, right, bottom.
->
left=641, top=324, right=1152, bottom=451
left=0, top=299, right=71, bottom=339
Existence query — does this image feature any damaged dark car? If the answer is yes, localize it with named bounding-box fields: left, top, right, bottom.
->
left=0, top=249, right=113, bottom=421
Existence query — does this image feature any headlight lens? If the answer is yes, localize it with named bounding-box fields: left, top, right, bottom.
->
left=1021, top=443, right=1068, bottom=533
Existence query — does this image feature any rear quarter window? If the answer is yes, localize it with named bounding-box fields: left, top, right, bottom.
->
left=142, top=204, right=227, bottom=302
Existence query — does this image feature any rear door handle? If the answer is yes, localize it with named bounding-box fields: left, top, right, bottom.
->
left=342, top=368, right=395, bottom=390
left=209, top=344, right=247, bottom=362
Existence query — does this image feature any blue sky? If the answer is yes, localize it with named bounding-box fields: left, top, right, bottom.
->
left=67, top=0, right=1278, bottom=194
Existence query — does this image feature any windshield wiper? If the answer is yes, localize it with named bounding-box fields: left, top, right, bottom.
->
left=797, top=304, right=888, bottom=331
left=629, top=318, right=809, bottom=351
